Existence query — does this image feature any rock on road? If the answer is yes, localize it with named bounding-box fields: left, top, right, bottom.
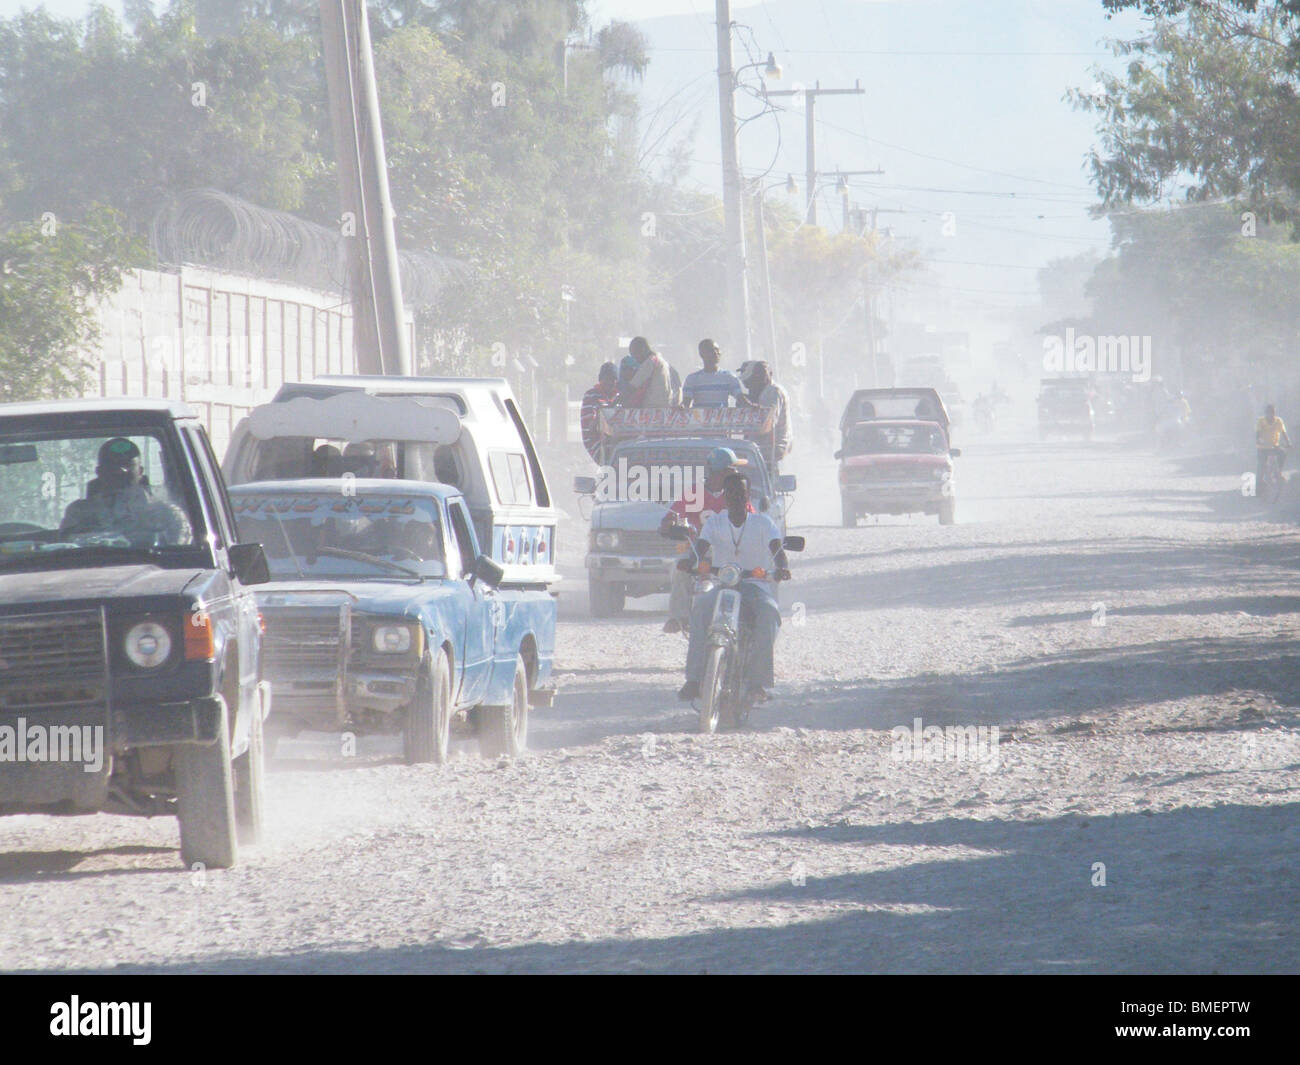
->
left=3, top=434, right=1299, bottom=974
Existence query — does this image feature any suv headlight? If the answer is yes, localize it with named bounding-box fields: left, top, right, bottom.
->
left=125, top=621, right=172, bottom=668
left=594, top=531, right=620, bottom=550
left=933, top=467, right=950, bottom=480
left=372, top=625, right=413, bottom=654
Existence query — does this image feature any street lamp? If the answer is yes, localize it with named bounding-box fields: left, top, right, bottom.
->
left=764, top=52, right=783, bottom=81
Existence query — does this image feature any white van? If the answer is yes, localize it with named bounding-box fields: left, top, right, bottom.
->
left=223, top=376, right=557, bottom=587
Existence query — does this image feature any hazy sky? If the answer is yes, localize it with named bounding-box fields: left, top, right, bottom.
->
left=0, top=0, right=739, bottom=18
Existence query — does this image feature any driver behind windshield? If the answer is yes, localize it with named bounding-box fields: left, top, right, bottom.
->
left=60, top=437, right=192, bottom=546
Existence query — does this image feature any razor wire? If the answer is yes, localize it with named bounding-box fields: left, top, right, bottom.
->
left=149, top=188, right=468, bottom=308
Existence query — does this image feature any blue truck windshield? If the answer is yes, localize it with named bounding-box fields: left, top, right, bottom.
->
left=233, top=492, right=447, bottom=580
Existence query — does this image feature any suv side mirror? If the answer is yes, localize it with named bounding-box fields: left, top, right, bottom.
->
left=949, top=448, right=962, bottom=458
left=471, top=553, right=504, bottom=589
left=777, top=474, right=797, bottom=493
left=833, top=449, right=843, bottom=460
left=574, top=476, right=596, bottom=494
left=229, top=542, right=271, bottom=586
left=782, top=535, right=806, bottom=552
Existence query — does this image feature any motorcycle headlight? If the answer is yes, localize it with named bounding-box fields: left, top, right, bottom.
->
left=594, top=531, right=620, bottom=550
left=124, top=621, right=172, bottom=668
left=372, top=625, right=413, bottom=654
left=717, top=564, right=742, bottom=587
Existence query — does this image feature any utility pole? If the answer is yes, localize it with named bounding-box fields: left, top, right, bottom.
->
left=857, top=207, right=902, bottom=388
left=715, top=0, right=751, bottom=361
left=766, top=81, right=864, bottom=225
left=751, top=184, right=779, bottom=370
left=320, top=0, right=410, bottom=375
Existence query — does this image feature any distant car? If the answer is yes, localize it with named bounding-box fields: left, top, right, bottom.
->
left=1038, top=378, right=1094, bottom=440
left=232, top=480, right=555, bottom=761
left=836, top=388, right=960, bottom=526
left=0, top=399, right=271, bottom=869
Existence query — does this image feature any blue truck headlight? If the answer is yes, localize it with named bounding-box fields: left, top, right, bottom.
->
left=594, top=531, right=620, bottom=550
left=373, top=625, right=413, bottom=653
left=125, top=621, right=172, bottom=668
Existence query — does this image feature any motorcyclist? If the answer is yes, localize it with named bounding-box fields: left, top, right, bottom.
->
left=1256, top=404, right=1292, bottom=487
left=677, top=473, right=788, bottom=705
left=658, top=447, right=752, bottom=634
left=60, top=437, right=192, bottom=546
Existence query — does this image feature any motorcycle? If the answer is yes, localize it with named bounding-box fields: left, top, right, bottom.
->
left=662, top=525, right=805, bottom=733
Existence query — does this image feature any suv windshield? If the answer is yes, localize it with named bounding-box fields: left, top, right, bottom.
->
left=233, top=490, right=446, bottom=581
left=844, top=423, right=949, bottom=457
left=0, top=428, right=200, bottom=565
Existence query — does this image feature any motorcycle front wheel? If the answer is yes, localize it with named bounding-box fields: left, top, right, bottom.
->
left=699, top=644, right=727, bottom=734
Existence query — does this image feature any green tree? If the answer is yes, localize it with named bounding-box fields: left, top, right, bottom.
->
left=1077, top=3, right=1300, bottom=212
left=0, top=205, right=146, bottom=402
left=0, top=4, right=323, bottom=229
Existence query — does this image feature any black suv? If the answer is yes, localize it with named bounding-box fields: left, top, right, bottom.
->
left=0, top=400, right=271, bottom=868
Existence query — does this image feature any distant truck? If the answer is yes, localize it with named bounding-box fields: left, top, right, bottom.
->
left=1038, top=377, right=1094, bottom=440
left=0, top=399, right=271, bottom=869
left=223, top=377, right=557, bottom=757
left=574, top=407, right=796, bottom=617
left=836, top=388, right=961, bottom=526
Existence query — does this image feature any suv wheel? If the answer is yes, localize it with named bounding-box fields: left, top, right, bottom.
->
left=938, top=498, right=956, bottom=525
left=176, top=698, right=238, bottom=870
left=841, top=497, right=857, bottom=528
left=234, top=691, right=266, bottom=847
left=589, top=576, right=625, bottom=617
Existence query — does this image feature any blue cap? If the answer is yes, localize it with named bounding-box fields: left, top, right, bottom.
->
left=706, top=446, right=748, bottom=472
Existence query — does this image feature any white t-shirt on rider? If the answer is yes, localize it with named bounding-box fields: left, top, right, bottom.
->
left=699, top=510, right=783, bottom=572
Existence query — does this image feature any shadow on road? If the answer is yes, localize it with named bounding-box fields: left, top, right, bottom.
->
left=757, top=635, right=1300, bottom=733
left=70, top=800, right=1299, bottom=974
left=795, top=537, right=1300, bottom=613
left=0, top=844, right=176, bottom=883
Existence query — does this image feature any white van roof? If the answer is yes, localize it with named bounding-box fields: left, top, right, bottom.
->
left=246, top=391, right=462, bottom=444
left=273, top=376, right=515, bottom=427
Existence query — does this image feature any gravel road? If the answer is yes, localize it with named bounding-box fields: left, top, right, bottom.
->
left=3, top=429, right=1299, bottom=974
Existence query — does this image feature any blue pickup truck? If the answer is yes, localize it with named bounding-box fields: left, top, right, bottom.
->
left=230, top=478, right=554, bottom=762
left=223, top=377, right=560, bottom=761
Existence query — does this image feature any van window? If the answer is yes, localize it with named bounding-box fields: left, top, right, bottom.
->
left=503, top=397, right=551, bottom=507
left=488, top=451, right=531, bottom=505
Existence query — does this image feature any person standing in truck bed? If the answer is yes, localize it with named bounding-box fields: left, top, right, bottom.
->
left=580, top=361, right=620, bottom=462
left=624, top=336, right=674, bottom=408
left=682, top=339, right=750, bottom=409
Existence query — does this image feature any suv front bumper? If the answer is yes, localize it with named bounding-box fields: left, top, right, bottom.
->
left=586, top=553, right=676, bottom=592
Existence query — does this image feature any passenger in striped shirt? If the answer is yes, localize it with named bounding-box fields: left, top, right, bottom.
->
left=682, top=339, right=750, bottom=408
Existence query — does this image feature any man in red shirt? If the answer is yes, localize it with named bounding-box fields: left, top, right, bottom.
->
left=658, top=447, right=752, bottom=633
left=580, top=362, right=619, bottom=462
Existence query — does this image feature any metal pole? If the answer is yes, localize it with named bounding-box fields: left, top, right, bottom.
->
left=752, top=184, right=779, bottom=372
left=320, top=0, right=410, bottom=375
left=715, top=0, right=751, bottom=361
left=806, top=89, right=817, bottom=226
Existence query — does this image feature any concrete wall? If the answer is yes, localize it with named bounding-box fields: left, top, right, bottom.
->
left=92, top=266, right=358, bottom=456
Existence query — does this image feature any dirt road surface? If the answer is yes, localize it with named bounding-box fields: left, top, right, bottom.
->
left=3, top=433, right=1298, bottom=973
